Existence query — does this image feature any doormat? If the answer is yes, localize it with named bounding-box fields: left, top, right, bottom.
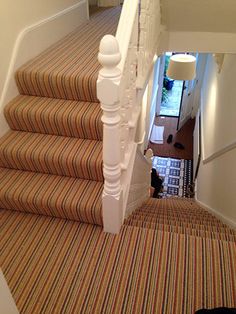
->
left=150, top=125, right=164, bottom=144
left=152, top=156, right=193, bottom=198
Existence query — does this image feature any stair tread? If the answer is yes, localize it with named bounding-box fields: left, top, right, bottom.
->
left=126, top=221, right=236, bottom=241
left=15, top=7, right=121, bottom=102
left=127, top=216, right=232, bottom=231
left=0, top=130, right=103, bottom=181
left=128, top=213, right=225, bottom=225
left=0, top=168, right=103, bottom=225
left=133, top=210, right=219, bottom=219
left=4, top=95, right=103, bottom=140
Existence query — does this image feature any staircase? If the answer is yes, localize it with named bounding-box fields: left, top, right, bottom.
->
left=0, top=1, right=236, bottom=312
left=125, top=198, right=236, bottom=242
left=0, top=7, right=121, bottom=226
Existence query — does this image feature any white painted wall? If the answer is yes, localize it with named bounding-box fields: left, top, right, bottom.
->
left=161, top=0, right=236, bottom=33
left=195, top=54, right=236, bottom=227
left=201, top=55, right=236, bottom=159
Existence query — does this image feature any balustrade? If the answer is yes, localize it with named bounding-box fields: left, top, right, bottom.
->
left=97, top=0, right=161, bottom=233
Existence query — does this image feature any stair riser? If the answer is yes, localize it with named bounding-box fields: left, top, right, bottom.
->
left=4, top=96, right=103, bottom=141
left=0, top=131, right=103, bottom=182
left=127, top=217, right=231, bottom=230
left=0, top=168, right=103, bottom=226
left=134, top=210, right=217, bottom=219
left=125, top=221, right=236, bottom=241
left=133, top=214, right=217, bottom=221
left=128, top=215, right=225, bottom=226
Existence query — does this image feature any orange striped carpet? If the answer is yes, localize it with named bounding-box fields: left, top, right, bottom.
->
left=0, top=7, right=121, bottom=225
left=0, top=6, right=236, bottom=313
left=1, top=198, right=236, bottom=313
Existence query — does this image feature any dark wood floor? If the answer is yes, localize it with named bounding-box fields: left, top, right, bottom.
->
left=148, top=116, right=195, bottom=160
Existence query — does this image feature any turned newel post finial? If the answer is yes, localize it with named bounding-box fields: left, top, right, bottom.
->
left=98, top=35, right=121, bottom=78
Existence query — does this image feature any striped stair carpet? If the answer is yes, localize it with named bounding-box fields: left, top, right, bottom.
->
left=0, top=198, right=236, bottom=313
left=0, top=7, right=121, bottom=226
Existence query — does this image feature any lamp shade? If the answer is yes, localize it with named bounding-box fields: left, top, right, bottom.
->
left=166, top=54, right=196, bottom=80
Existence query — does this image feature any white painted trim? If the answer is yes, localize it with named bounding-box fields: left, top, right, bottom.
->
left=203, top=141, right=236, bottom=164
left=0, top=0, right=88, bottom=136
left=125, top=182, right=149, bottom=217
left=122, top=142, right=138, bottom=218
left=137, top=131, right=146, bottom=145
left=200, top=89, right=236, bottom=164
left=125, top=149, right=151, bottom=218
left=0, top=269, right=19, bottom=314
left=195, top=196, right=236, bottom=230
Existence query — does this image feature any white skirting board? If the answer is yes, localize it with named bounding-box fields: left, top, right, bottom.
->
left=0, top=269, right=19, bottom=314
left=0, top=0, right=88, bottom=137
left=195, top=197, right=236, bottom=230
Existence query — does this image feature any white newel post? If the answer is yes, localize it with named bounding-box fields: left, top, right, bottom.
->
left=97, top=35, right=123, bottom=234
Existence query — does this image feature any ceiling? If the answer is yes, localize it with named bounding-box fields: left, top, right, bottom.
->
left=161, top=0, right=236, bottom=33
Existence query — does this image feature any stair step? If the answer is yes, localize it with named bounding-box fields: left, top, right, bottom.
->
left=135, top=207, right=213, bottom=215
left=0, top=168, right=103, bottom=225
left=131, top=214, right=220, bottom=224
left=125, top=220, right=236, bottom=241
left=15, top=7, right=121, bottom=102
left=0, top=131, right=103, bottom=182
left=127, top=216, right=230, bottom=230
left=128, top=213, right=224, bottom=226
left=4, top=95, right=103, bottom=140
left=144, top=198, right=202, bottom=210
left=135, top=209, right=217, bottom=219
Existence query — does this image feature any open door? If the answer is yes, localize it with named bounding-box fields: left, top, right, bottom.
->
left=177, top=53, right=198, bottom=131
left=177, top=80, right=193, bottom=130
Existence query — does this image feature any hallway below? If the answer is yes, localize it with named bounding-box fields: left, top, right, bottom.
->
left=149, top=116, right=195, bottom=160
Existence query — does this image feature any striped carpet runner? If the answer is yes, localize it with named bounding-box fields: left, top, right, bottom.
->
left=0, top=5, right=236, bottom=313
left=0, top=198, right=235, bottom=313
left=0, top=7, right=121, bottom=225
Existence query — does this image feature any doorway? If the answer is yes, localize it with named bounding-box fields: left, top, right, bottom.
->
left=160, top=52, right=184, bottom=117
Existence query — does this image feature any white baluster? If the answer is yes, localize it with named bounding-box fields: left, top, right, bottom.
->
left=97, top=35, right=123, bottom=234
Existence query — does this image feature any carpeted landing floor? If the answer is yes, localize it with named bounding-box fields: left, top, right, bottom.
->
left=1, top=198, right=236, bottom=313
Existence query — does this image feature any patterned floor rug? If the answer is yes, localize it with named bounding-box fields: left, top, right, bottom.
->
left=152, top=156, right=193, bottom=198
